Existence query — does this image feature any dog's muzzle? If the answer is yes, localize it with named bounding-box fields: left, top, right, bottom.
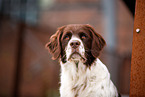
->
left=68, top=40, right=86, bottom=62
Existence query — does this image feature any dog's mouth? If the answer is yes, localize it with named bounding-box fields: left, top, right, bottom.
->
left=68, top=51, right=86, bottom=62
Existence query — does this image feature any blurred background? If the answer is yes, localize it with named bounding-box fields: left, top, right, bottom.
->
left=0, top=0, right=135, bottom=97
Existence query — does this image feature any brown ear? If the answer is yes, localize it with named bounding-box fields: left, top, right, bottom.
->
left=85, top=24, right=106, bottom=58
left=45, top=26, right=65, bottom=60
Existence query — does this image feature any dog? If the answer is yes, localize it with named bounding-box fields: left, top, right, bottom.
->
left=46, top=24, right=120, bottom=97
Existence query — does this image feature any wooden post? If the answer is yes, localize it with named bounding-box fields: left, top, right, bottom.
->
left=130, top=0, right=145, bottom=97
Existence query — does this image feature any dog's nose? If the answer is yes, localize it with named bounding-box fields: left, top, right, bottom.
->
left=70, top=41, right=80, bottom=49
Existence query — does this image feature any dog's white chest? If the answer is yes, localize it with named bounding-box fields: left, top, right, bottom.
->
left=60, top=59, right=118, bottom=97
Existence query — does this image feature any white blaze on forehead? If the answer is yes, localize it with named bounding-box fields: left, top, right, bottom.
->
left=65, top=35, right=85, bottom=61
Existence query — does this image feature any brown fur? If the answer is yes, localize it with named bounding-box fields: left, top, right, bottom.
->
left=45, top=26, right=65, bottom=60
left=85, top=24, right=106, bottom=58
left=45, top=24, right=106, bottom=64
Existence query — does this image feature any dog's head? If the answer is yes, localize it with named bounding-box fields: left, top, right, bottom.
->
left=46, top=24, right=106, bottom=66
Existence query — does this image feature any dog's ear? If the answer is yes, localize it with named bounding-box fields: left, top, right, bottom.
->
left=85, top=24, right=106, bottom=58
left=45, top=26, right=65, bottom=60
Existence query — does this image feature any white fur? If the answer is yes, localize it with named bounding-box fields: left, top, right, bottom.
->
left=59, top=36, right=118, bottom=97
left=60, top=59, right=118, bottom=97
left=65, top=35, right=85, bottom=61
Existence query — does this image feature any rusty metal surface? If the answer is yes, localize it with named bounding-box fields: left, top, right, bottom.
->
left=130, top=0, right=145, bottom=97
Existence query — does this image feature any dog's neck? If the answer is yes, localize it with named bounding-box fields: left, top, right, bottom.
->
left=60, top=58, right=109, bottom=81
left=59, top=58, right=118, bottom=97
left=59, top=58, right=110, bottom=97
left=60, top=59, right=88, bottom=81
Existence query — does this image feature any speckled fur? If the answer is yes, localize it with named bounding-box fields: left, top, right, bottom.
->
left=60, top=59, right=118, bottom=97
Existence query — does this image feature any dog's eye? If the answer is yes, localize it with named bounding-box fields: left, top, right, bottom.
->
left=81, top=35, right=86, bottom=39
left=64, top=35, right=70, bottom=40
left=63, top=32, right=72, bottom=40
left=80, top=33, right=87, bottom=39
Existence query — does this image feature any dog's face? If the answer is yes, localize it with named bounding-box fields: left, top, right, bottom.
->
left=46, top=24, right=106, bottom=66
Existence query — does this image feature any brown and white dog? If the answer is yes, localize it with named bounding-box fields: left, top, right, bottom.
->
left=46, top=24, right=120, bottom=97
